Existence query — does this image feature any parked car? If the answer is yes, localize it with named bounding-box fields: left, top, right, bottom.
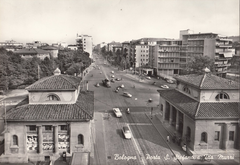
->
left=123, top=92, right=132, bottom=98
left=115, top=89, right=119, bottom=93
left=116, top=78, right=121, bottom=81
left=148, top=98, right=153, bottom=102
left=111, top=79, right=115, bottom=83
left=95, top=83, right=100, bottom=87
left=146, top=76, right=151, bottom=80
left=111, top=75, right=115, bottom=78
left=161, top=85, right=169, bottom=89
left=113, top=108, right=122, bottom=117
left=120, top=84, right=124, bottom=88
left=167, top=79, right=175, bottom=84
left=111, top=71, right=114, bottom=74
left=122, top=126, right=132, bottom=139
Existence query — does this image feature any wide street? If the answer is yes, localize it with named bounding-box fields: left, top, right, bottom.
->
left=86, top=53, right=182, bottom=165
left=86, top=53, right=239, bottom=165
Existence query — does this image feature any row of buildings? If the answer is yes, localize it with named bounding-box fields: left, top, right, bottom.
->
left=96, top=29, right=239, bottom=79
left=0, top=34, right=94, bottom=60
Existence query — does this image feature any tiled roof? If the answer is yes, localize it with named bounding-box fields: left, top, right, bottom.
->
left=174, top=73, right=239, bottom=89
left=5, top=91, right=94, bottom=121
left=42, top=46, right=58, bottom=50
left=196, top=102, right=239, bottom=119
left=14, top=48, right=49, bottom=55
left=26, top=74, right=81, bottom=90
left=158, top=89, right=199, bottom=118
left=14, top=48, right=37, bottom=55
left=158, top=89, right=239, bottom=119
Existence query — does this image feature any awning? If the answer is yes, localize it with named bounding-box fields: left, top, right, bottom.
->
left=223, top=52, right=233, bottom=58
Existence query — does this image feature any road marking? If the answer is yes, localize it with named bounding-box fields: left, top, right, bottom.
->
left=128, top=123, right=146, bottom=165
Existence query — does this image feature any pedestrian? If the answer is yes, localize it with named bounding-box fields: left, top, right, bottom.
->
left=167, top=135, right=170, bottom=142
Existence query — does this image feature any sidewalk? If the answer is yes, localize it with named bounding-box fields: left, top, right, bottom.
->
left=150, top=114, right=239, bottom=165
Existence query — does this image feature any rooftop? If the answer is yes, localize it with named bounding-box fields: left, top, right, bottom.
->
left=158, top=89, right=239, bottom=120
left=26, top=74, right=81, bottom=90
left=5, top=91, right=94, bottom=121
left=174, top=73, right=239, bottom=89
left=14, top=48, right=49, bottom=55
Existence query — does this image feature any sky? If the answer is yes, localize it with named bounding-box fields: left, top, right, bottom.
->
left=0, top=0, right=239, bottom=45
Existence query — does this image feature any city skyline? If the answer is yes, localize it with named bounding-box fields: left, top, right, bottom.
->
left=0, top=0, right=239, bottom=45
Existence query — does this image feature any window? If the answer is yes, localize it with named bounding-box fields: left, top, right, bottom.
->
left=45, top=125, right=52, bottom=131
left=186, top=127, right=191, bottom=140
left=47, top=94, right=60, bottom=101
left=214, top=131, right=220, bottom=141
left=13, top=135, right=18, bottom=145
left=29, top=125, right=36, bottom=131
left=229, top=131, right=234, bottom=141
left=201, top=132, right=207, bottom=143
left=160, top=104, right=163, bottom=111
left=215, top=93, right=229, bottom=100
left=78, top=134, right=84, bottom=145
left=60, top=125, right=68, bottom=131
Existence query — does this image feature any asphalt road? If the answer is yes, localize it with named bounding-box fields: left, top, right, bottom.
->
left=88, top=53, right=181, bottom=165
left=86, top=56, right=162, bottom=113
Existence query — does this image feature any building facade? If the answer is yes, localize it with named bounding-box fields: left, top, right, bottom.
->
left=76, top=34, right=93, bottom=58
left=149, top=40, right=182, bottom=77
left=14, top=48, right=50, bottom=60
left=158, top=69, right=239, bottom=152
left=182, top=32, right=235, bottom=77
left=0, top=68, right=94, bottom=163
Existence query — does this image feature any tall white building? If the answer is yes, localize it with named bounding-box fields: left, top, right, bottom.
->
left=76, top=34, right=93, bottom=58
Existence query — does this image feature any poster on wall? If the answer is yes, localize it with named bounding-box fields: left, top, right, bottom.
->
left=27, top=134, right=38, bottom=151
left=58, top=134, right=70, bottom=150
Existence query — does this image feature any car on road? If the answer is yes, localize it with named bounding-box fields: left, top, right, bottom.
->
left=122, top=126, right=132, bottom=139
left=111, top=71, right=114, bottom=74
left=95, top=83, right=100, bottom=87
left=111, top=75, right=115, bottom=78
left=146, top=76, right=151, bottom=80
left=167, top=79, right=175, bottom=84
left=120, top=84, right=124, bottom=88
left=123, top=92, right=132, bottom=98
left=161, top=85, right=169, bottom=89
left=116, top=78, right=121, bottom=81
left=113, top=108, right=122, bottom=117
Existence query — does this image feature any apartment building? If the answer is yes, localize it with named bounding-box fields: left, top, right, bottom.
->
left=76, top=34, right=93, bottom=58
left=107, top=41, right=122, bottom=52
left=182, top=32, right=235, bottom=78
left=149, top=40, right=182, bottom=77
left=129, top=38, right=165, bottom=69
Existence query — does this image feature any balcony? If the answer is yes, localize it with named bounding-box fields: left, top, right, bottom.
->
left=216, top=44, right=232, bottom=48
left=158, top=55, right=180, bottom=58
left=216, top=38, right=232, bottom=42
left=215, top=63, right=231, bottom=67
left=217, top=51, right=234, bottom=58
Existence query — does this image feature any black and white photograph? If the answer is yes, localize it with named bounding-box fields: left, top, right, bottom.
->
left=0, top=0, right=239, bottom=164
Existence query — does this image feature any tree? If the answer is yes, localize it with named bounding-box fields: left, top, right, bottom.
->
left=184, top=55, right=215, bottom=74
